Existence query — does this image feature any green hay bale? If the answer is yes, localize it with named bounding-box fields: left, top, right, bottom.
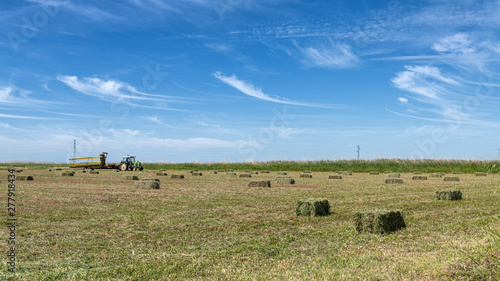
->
left=192, top=172, right=202, bottom=176
left=239, top=174, right=252, bottom=178
left=135, top=179, right=160, bottom=189
left=436, top=190, right=462, bottom=201
left=155, top=172, right=167, bottom=176
left=370, top=172, right=379, bottom=175
left=443, top=177, right=460, bottom=182
left=82, top=170, right=87, bottom=173
left=412, top=176, right=428, bottom=180
left=55, top=168, right=62, bottom=171
left=413, top=171, right=422, bottom=175
left=250, top=171, right=259, bottom=174
left=300, top=174, right=312, bottom=178
left=62, top=171, right=75, bottom=177
left=16, top=170, right=23, bottom=173
left=89, top=171, right=99, bottom=174
left=261, top=171, right=270, bottom=174
left=48, top=169, right=52, bottom=172
left=226, top=172, right=236, bottom=176
left=429, top=173, right=444, bottom=178
left=248, top=181, right=271, bottom=187
left=295, top=198, right=330, bottom=217
left=385, top=178, right=404, bottom=184
left=16, top=175, right=33, bottom=181
left=474, top=172, right=487, bottom=177
left=275, top=177, right=295, bottom=184
left=277, top=172, right=287, bottom=175
left=354, top=209, right=406, bottom=234
left=171, top=175, right=184, bottom=179
left=453, top=172, right=463, bottom=174
left=329, top=175, right=342, bottom=179
left=387, top=173, right=400, bottom=178
left=124, top=175, right=139, bottom=180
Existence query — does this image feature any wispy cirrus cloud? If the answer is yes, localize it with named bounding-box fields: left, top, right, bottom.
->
left=213, top=72, right=333, bottom=108
left=0, top=113, right=59, bottom=120
left=390, top=33, right=500, bottom=125
left=295, top=41, right=359, bottom=69
left=0, top=84, right=53, bottom=107
left=57, top=75, right=182, bottom=110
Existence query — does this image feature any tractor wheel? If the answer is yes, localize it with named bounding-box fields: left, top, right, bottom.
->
left=119, top=163, right=127, bottom=171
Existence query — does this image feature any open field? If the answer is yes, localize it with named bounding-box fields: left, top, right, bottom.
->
left=1, top=167, right=499, bottom=280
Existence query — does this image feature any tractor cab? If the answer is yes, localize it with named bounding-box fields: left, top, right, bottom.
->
left=122, top=155, right=136, bottom=163
left=119, top=155, right=143, bottom=171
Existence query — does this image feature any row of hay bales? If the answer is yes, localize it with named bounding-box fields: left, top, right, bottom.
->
left=295, top=189, right=463, bottom=234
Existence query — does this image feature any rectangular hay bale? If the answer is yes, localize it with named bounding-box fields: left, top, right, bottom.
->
left=124, top=175, right=139, bottom=180
left=277, top=172, right=287, bottom=175
left=239, top=174, right=252, bottom=178
left=62, top=171, right=75, bottom=177
left=474, top=172, right=487, bottom=177
left=300, top=174, right=312, bottom=178
left=136, top=179, right=160, bottom=189
left=354, top=209, right=406, bottom=234
left=443, top=177, right=460, bottom=182
left=387, top=173, right=400, bottom=178
left=429, top=173, right=444, bottom=178
left=328, top=175, right=342, bottom=179
left=156, top=172, right=167, bottom=176
left=16, top=175, right=33, bottom=181
left=90, top=171, right=99, bottom=174
left=191, top=172, right=202, bottom=176
left=295, top=198, right=330, bottom=217
left=370, top=172, right=379, bottom=175
left=436, top=190, right=462, bottom=201
left=275, top=176, right=295, bottom=184
left=412, top=176, right=428, bottom=180
left=248, top=181, right=271, bottom=187
left=171, top=175, right=184, bottom=179
left=385, top=178, right=404, bottom=184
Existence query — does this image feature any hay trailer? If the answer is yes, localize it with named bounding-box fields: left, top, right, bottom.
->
left=69, top=152, right=118, bottom=170
left=119, top=155, right=144, bottom=171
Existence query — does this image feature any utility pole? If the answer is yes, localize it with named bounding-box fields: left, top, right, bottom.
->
left=357, top=145, right=360, bottom=161
left=73, top=139, right=76, bottom=159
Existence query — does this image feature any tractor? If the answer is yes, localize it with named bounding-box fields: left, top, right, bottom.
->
left=119, top=155, right=144, bottom=171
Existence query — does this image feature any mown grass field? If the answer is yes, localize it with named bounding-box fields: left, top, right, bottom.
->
left=1, top=167, right=499, bottom=280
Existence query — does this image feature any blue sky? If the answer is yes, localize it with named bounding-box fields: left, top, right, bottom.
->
left=2, top=0, right=500, bottom=163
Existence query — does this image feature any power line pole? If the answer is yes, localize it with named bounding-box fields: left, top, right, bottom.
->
left=357, top=145, right=360, bottom=161
left=73, top=139, right=76, bottom=159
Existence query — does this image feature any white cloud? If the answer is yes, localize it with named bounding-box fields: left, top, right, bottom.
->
left=432, top=33, right=475, bottom=54
left=0, top=86, right=13, bottom=103
left=0, top=113, right=58, bottom=120
left=57, top=75, right=178, bottom=110
left=398, top=97, right=408, bottom=104
left=213, top=72, right=323, bottom=107
left=296, top=41, right=359, bottom=69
